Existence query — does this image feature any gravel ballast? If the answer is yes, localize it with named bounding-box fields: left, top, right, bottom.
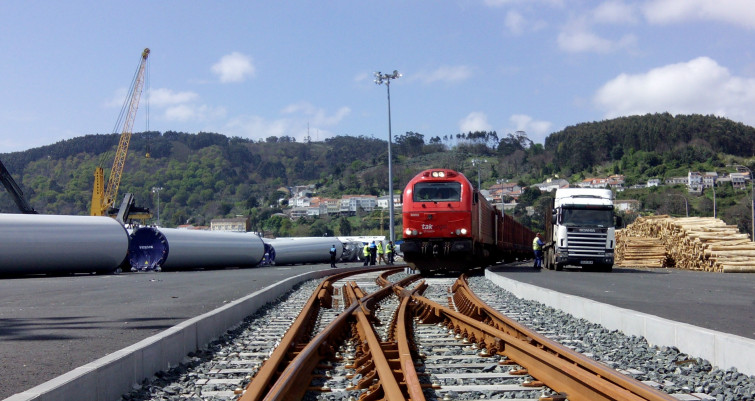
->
left=120, top=274, right=755, bottom=401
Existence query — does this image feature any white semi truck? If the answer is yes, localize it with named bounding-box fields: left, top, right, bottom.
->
left=543, top=188, right=622, bottom=272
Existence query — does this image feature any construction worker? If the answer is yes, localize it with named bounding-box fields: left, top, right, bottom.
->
left=532, top=233, right=544, bottom=269
left=377, top=241, right=386, bottom=264
left=362, top=242, right=370, bottom=266
left=386, top=241, right=395, bottom=265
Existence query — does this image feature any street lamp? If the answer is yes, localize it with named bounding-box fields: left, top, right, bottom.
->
left=471, top=159, right=488, bottom=190
left=152, top=187, right=163, bottom=226
left=374, top=70, right=401, bottom=244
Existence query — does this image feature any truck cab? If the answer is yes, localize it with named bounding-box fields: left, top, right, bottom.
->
left=544, top=188, right=620, bottom=272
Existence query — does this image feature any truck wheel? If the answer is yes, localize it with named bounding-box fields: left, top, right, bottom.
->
left=602, top=264, right=613, bottom=272
left=555, top=262, right=564, bottom=271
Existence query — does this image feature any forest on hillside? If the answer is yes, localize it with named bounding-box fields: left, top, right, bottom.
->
left=1, top=113, right=755, bottom=237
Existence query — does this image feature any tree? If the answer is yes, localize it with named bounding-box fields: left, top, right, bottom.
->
left=338, top=216, right=353, bottom=236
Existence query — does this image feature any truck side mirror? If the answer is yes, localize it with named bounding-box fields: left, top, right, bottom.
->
left=616, top=216, right=624, bottom=228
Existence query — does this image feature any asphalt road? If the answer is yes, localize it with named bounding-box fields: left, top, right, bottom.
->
left=0, top=263, right=352, bottom=400
left=488, top=263, right=755, bottom=340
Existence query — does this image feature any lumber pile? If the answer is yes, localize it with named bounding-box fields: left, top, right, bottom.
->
left=619, top=215, right=755, bottom=273
left=615, top=232, right=668, bottom=268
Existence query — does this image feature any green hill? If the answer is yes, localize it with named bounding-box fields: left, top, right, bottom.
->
left=1, top=113, right=754, bottom=237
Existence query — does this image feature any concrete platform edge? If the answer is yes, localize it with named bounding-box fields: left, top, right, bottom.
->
left=485, top=269, right=755, bottom=376
left=5, top=266, right=360, bottom=401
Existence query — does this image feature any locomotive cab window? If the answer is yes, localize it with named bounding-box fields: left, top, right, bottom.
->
left=413, top=182, right=461, bottom=202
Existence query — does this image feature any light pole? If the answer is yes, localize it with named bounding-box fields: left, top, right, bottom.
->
left=374, top=70, right=401, bottom=244
left=152, top=187, right=163, bottom=226
left=472, top=159, right=488, bottom=190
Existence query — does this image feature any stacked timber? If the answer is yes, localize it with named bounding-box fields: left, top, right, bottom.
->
left=620, top=215, right=755, bottom=273
left=615, top=231, right=668, bottom=268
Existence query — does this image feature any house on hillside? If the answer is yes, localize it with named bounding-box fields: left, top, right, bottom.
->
left=615, top=199, right=640, bottom=213
left=607, top=175, right=625, bottom=191
left=687, top=171, right=703, bottom=193
left=210, top=217, right=250, bottom=232
left=339, top=195, right=377, bottom=214
left=534, top=178, right=569, bottom=192
left=731, top=172, right=750, bottom=190
left=377, top=194, right=402, bottom=209
left=702, top=172, right=718, bottom=189
left=665, top=176, right=687, bottom=186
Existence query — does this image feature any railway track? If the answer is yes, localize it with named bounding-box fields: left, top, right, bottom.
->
left=123, top=267, right=750, bottom=401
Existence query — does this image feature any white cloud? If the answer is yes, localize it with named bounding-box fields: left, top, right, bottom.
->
left=508, top=114, right=553, bottom=144
left=593, top=1, right=638, bottom=24
left=643, top=0, right=755, bottom=29
left=147, top=88, right=199, bottom=107
left=484, top=0, right=564, bottom=7
left=223, top=114, right=337, bottom=143
left=211, top=52, right=256, bottom=83
left=505, top=11, right=526, bottom=35
left=557, top=25, right=637, bottom=53
left=484, top=0, right=517, bottom=6
left=281, top=102, right=351, bottom=126
left=221, top=103, right=348, bottom=142
left=594, top=57, right=755, bottom=125
left=224, top=115, right=290, bottom=140
left=163, top=104, right=226, bottom=122
left=459, top=112, right=493, bottom=133
left=416, top=65, right=473, bottom=84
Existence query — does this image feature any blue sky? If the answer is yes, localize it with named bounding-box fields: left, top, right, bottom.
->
left=1, top=0, right=754, bottom=153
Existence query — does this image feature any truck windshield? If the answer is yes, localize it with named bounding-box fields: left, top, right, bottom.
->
left=562, top=208, right=613, bottom=227
left=413, top=182, right=461, bottom=202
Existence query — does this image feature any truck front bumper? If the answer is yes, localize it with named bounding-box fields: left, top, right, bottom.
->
left=556, top=249, right=614, bottom=266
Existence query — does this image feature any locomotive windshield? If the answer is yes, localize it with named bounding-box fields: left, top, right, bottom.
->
left=413, top=182, right=461, bottom=202
left=561, top=208, right=613, bottom=227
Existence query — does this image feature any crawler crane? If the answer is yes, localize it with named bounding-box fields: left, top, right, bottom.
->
left=90, top=48, right=151, bottom=221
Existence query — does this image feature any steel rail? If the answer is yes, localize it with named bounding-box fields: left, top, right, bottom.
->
left=239, top=267, right=400, bottom=401
left=343, top=282, right=406, bottom=400
left=387, top=280, right=428, bottom=401
left=249, top=268, right=413, bottom=400
left=450, top=276, right=677, bottom=401
left=412, top=292, right=665, bottom=401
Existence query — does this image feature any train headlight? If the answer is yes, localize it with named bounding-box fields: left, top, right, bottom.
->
left=431, top=171, right=446, bottom=178
left=455, top=228, right=468, bottom=235
left=405, top=228, right=418, bottom=236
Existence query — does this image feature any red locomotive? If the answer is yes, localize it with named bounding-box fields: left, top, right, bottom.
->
left=401, top=169, right=534, bottom=274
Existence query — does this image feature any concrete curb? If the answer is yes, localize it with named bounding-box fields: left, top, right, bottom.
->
left=485, top=270, right=755, bottom=376
left=5, top=266, right=361, bottom=401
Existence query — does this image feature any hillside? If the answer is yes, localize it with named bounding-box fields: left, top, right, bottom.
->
left=1, top=113, right=754, bottom=237
left=546, top=113, right=755, bottom=175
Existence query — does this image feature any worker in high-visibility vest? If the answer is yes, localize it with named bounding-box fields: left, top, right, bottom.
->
left=362, top=243, right=370, bottom=266
left=377, top=241, right=386, bottom=264
left=532, top=233, right=544, bottom=269
left=386, top=241, right=395, bottom=265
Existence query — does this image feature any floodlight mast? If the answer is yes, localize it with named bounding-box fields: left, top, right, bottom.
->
left=374, top=70, right=401, bottom=245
